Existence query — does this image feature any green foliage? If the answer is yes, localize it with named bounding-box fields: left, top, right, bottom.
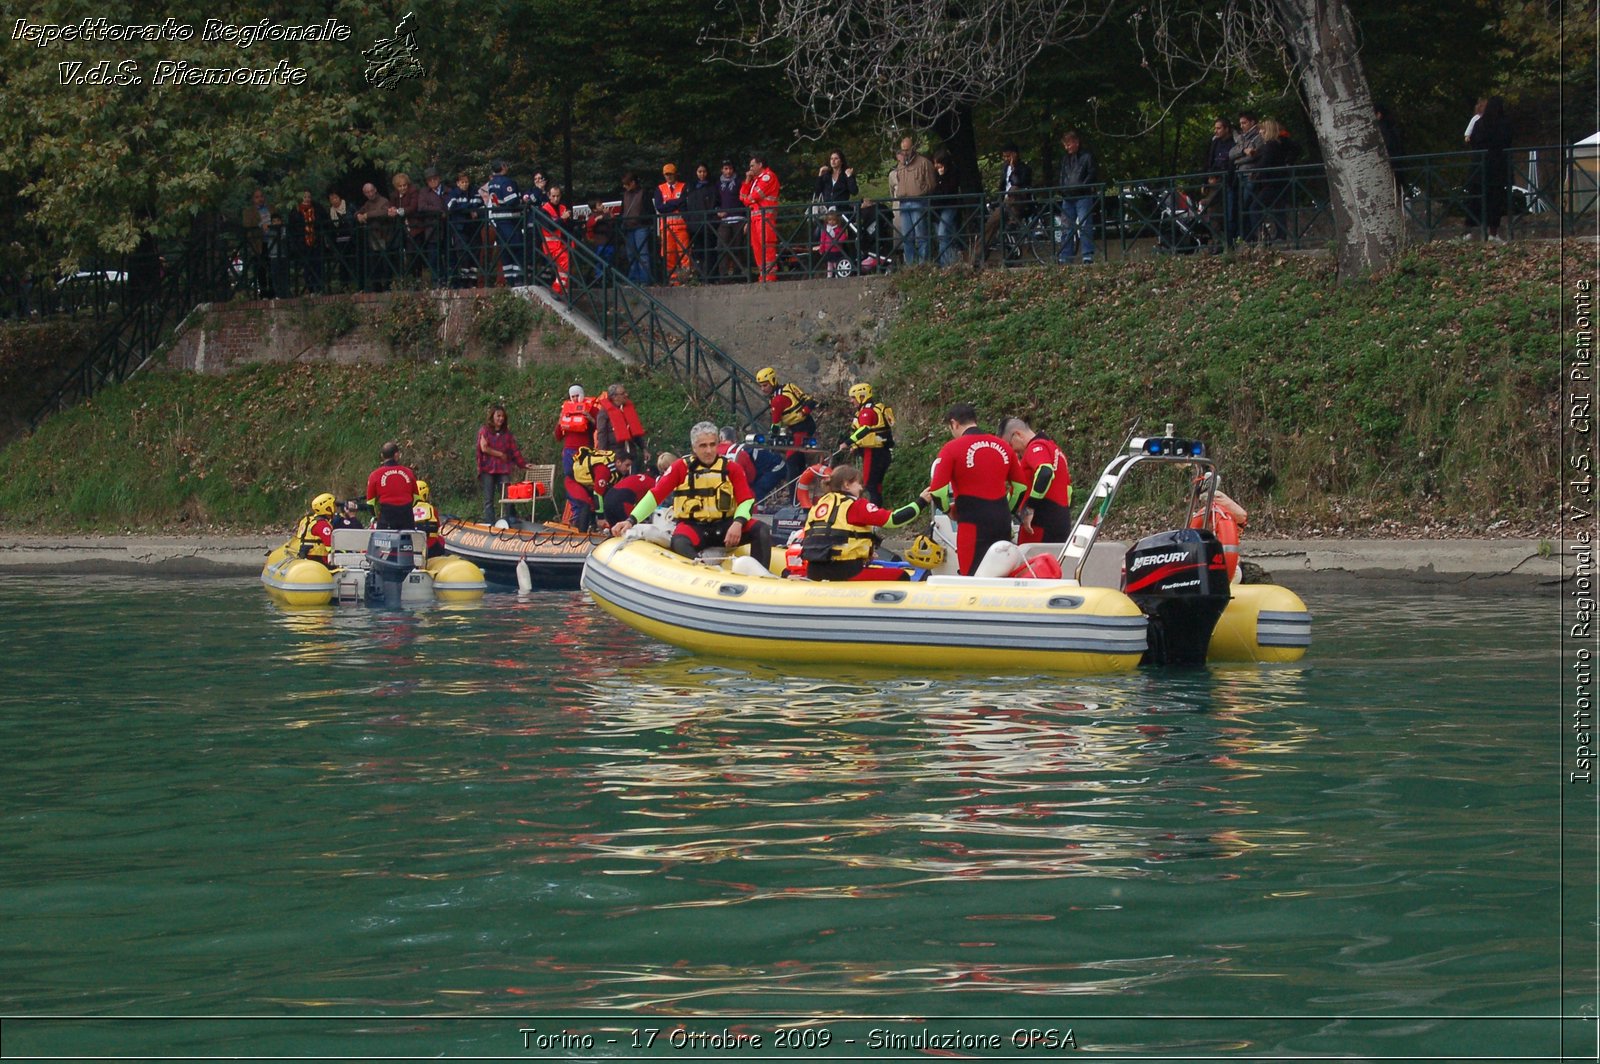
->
left=0, top=358, right=705, bottom=530
left=377, top=290, right=445, bottom=362
left=0, top=319, right=95, bottom=438
left=471, top=290, right=539, bottom=350
left=301, top=300, right=364, bottom=348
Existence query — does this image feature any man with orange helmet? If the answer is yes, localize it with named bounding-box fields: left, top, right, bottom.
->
left=654, top=163, right=691, bottom=285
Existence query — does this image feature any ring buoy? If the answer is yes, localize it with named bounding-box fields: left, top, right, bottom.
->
left=794, top=462, right=829, bottom=509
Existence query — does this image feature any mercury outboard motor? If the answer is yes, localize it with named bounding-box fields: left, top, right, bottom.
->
left=365, top=530, right=419, bottom=609
left=1122, top=528, right=1231, bottom=665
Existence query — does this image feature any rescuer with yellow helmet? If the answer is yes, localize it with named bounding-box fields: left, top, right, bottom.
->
left=562, top=446, right=616, bottom=532
left=288, top=492, right=338, bottom=566
left=754, top=366, right=818, bottom=490
left=412, top=480, right=444, bottom=556
left=845, top=381, right=895, bottom=504
left=799, top=464, right=932, bottom=581
left=611, top=421, right=773, bottom=568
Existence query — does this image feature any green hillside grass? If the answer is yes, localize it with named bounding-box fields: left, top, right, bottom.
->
left=0, top=240, right=1568, bottom=536
left=864, top=241, right=1565, bottom=534
left=0, top=358, right=714, bottom=530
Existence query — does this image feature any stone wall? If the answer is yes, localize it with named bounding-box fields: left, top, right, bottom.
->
left=162, top=288, right=587, bottom=375
left=650, top=276, right=899, bottom=405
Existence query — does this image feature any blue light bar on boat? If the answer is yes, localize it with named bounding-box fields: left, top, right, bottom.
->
left=1139, top=436, right=1206, bottom=457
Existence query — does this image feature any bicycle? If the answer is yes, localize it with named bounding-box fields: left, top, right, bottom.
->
left=972, top=196, right=1059, bottom=269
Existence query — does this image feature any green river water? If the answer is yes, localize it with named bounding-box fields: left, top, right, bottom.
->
left=0, top=575, right=1593, bottom=1061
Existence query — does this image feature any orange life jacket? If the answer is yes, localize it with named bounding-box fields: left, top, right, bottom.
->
left=557, top=398, right=592, bottom=436
left=1191, top=505, right=1241, bottom=581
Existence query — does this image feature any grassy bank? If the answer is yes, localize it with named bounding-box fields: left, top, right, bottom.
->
left=0, top=358, right=712, bottom=530
left=0, top=240, right=1570, bottom=536
left=864, top=241, right=1565, bottom=535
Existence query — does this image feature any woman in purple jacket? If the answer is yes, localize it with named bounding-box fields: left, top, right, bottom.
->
left=477, top=403, right=527, bottom=523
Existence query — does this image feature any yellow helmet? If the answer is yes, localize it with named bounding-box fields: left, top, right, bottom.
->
left=904, top=534, right=946, bottom=569
left=415, top=480, right=430, bottom=502
left=848, top=382, right=873, bottom=404
left=311, top=492, right=336, bottom=517
left=755, top=366, right=778, bottom=387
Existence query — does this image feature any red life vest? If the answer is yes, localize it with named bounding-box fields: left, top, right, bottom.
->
left=1191, top=505, right=1241, bottom=581
left=557, top=398, right=592, bottom=435
left=598, top=395, right=645, bottom=442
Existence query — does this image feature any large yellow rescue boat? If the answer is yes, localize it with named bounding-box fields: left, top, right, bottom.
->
left=582, top=429, right=1311, bottom=673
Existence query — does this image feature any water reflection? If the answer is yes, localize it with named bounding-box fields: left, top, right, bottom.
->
left=1, top=580, right=1563, bottom=1043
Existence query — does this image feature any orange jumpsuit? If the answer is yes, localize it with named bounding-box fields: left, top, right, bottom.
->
left=741, top=167, right=781, bottom=282
left=541, top=201, right=571, bottom=295
left=655, top=181, right=690, bottom=283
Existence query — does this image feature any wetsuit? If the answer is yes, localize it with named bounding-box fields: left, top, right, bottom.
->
left=928, top=427, right=1026, bottom=575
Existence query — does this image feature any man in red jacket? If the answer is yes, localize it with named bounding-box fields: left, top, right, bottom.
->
left=365, top=441, right=419, bottom=530
left=611, top=421, right=772, bottom=568
left=602, top=453, right=659, bottom=527
left=998, top=415, right=1073, bottom=544
left=740, top=153, right=780, bottom=282
left=926, top=403, right=1026, bottom=575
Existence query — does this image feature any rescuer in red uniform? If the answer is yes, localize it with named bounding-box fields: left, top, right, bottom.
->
left=611, top=421, right=772, bottom=569
left=365, top=441, right=419, bottom=530
left=540, top=184, right=573, bottom=296
left=926, top=403, right=1026, bottom=575
left=288, top=492, right=338, bottom=566
left=601, top=452, right=659, bottom=527
left=800, top=465, right=932, bottom=581
left=740, top=153, right=781, bottom=282
left=998, top=415, right=1073, bottom=544
left=846, top=381, right=894, bottom=505
left=554, top=384, right=596, bottom=478
left=563, top=445, right=614, bottom=532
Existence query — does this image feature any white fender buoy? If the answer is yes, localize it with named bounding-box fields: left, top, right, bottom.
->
left=730, top=555, right=778, bottom=579
left=515, top=557, right=533, bottom=593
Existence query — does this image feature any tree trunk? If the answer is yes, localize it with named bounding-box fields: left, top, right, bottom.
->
left=1272, top=0, right=1402, bottom=277
left=932, top=105, right=984, bottom=196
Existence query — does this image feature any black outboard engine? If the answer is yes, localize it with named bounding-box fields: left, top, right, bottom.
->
left=768, top=504, right=807, bottom=547
left=1122, top=528, right=1231, bottom=665
left=365, top=530, right=419, bottom=608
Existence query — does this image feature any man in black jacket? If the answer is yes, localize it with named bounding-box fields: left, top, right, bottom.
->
left=980, top=143, right=1033, bottom=268
left=1056, top=129, right=1098, bottom=264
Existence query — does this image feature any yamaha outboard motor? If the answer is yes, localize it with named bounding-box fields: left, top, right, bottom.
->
left=365, top=530, right=419, bottom=609
left=1122, top=528, right=1231, bottom=665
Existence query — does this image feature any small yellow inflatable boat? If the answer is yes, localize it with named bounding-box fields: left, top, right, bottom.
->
left=262, top=528, right=486, bottom=608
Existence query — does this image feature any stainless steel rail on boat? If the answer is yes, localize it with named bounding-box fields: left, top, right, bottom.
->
left=1057, top=425, right=1220, bottom=583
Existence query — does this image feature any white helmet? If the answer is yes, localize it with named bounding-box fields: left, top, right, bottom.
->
left=568, top=384, right=585, bottom=400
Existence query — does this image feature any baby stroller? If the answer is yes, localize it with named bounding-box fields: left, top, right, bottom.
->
left=836, top=205, right=894, bottom=278
left=1155, top=188, right=1213, bottom=254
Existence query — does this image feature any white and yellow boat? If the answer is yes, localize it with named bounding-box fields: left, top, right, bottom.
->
left=583, top=536, right=1152, bottom=673
left=581, top=429, right=1311, bottom=673
left=262, top=528, right=486, bottom=608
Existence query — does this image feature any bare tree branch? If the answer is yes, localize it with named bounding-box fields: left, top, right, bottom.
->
left=706, top=0, right=1112, bottom=139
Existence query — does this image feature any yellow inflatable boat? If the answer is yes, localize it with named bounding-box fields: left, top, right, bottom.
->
left=581, top=429, right=1310, bottom=673
left=262, top=528, right=486, bottom=608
